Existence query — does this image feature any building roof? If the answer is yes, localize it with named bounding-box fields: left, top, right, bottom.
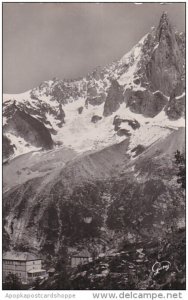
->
left=72, top=249, right=91, bottom=258
left=48, top=268, right=55, bottom=273
left=3, top=251, right=41, bottom=261
left=27, top=269, right=46, bottom=274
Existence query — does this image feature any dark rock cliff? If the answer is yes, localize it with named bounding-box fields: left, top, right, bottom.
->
left=103, top=80, right=124, bottom=117
left=165, top=93, right=185, bottom=120
left=4, top=107, right=53, bottom=150
left=126, top=90, right=168, bottom=117
left=3, top=135, right=15, bottom=161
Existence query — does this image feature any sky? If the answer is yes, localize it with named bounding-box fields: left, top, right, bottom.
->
left=3, top=2, right=185, bottom=94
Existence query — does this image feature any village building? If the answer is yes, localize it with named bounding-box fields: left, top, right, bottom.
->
left=3, top=251, right=48, bottom=284
left=71, top=249, right=92, bottom=268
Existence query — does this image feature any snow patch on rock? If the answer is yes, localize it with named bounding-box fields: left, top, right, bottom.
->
left=6, top=132, right=40, bottom=158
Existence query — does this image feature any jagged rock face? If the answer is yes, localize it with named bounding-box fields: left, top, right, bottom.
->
left=45, top=80, right=83, bottom=105
left=103, top=80, right=124, bottom=116
left=31, top=70, right=107, bottom=108
left=3, top=97, right=58, bottom=131
left=126, top=90, right=168, bottom=117
left=4, top=108, right=53, bottom=150
left=3, top=135, right=15, bottom=161
left=145, top=12, right=184, bottom=96
left=165, top=93, right=185, bottom=120
left=113, top=116, right=140, bottom=132
left=86, top=93, right=106, bottom=106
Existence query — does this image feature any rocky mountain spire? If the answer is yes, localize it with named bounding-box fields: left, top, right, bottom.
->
left=156, top=11, right=177, bottom=48
left=145, top=11, right=184, bottom=96
left=156, top=11, right=171, bottom=40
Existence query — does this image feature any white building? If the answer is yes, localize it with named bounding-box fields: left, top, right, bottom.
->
left=71, top=249, right=92, bottom=268
left=3, top=251, right=47, bottom=284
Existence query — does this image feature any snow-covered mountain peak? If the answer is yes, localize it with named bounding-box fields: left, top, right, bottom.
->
left=120, top=33, right=149, bottom=65
left=3, top=13, right=185, bottom=160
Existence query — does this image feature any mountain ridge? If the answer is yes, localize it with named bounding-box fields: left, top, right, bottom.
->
left=3, top=12, right=185, bottom=160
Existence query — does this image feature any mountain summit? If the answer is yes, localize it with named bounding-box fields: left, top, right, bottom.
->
left=3, top=13, right=185, bottom=160
left=157, top=11, right=171, bottom=36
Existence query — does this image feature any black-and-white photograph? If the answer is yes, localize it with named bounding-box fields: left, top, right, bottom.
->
left=2, top=1, right=186, bottom=291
